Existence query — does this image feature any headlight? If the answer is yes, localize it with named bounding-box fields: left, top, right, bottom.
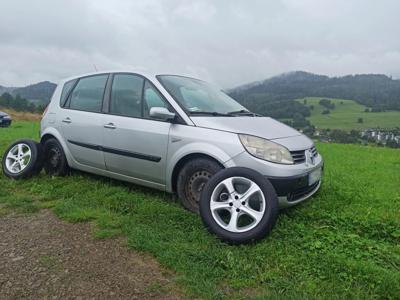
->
left=239, top=134, right=293, bottom=164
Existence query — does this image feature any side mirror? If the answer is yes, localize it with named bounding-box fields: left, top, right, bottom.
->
left=149, top=107, right=176, bottom=121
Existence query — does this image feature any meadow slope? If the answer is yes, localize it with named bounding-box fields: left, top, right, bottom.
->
left=1, top=121, right=399, bottom=299
left=296, top=97, right=400, bottom=130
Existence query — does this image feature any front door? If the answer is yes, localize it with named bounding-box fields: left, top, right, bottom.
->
left=102, top=74, right=171, bottom=184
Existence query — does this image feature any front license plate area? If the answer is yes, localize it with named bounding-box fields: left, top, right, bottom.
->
left=308, top=168, right=322, bottom=186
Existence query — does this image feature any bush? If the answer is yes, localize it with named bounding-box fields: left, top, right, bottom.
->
left=322, top=109, right=330, bottom=115
left=319, top=99, right=335, bottom=110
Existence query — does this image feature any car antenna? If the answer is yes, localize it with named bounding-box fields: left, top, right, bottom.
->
left=93, top=64, right=98, bottom=72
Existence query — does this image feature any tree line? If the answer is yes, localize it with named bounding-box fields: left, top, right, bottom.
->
left=0, top=92, right=46, bottom=113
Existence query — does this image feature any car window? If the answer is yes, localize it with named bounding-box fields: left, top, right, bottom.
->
left=143, top=80, right=168, bottom=118
left=110, top=74, right=144, bottom=118
left=157, top=75, right=246, bottom=114
left=69, top=75, right=108, bottom=112
left=60, top=79, right=76, bottom=107
left=179, top=87, right=213, bottom=112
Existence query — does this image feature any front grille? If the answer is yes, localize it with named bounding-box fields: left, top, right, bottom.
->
left=290, top=150, right=306, bottom=164
left=310, top=146, right=318, bottom=157
left=290, top=146, right=318, bottom=164
left=288, top=181, right=319, bottom=201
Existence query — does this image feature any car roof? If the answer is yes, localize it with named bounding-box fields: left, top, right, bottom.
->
left=60, top=70, right=200, bottom=84
left=0, top=111, right=8, bottom=116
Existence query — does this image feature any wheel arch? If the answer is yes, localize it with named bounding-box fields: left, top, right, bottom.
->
left=40, top=133, right=57, bottom=144
left=170, top=153, right=224, bottom=194
left=39, top=127, right=73, bottom=166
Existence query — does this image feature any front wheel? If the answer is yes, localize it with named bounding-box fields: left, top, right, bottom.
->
left=199, top=167, right=278, bottom=244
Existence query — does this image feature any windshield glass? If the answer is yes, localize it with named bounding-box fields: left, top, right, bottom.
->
left=157, top=75, right=248, bottom=115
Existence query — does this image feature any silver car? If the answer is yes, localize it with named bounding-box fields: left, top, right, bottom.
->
left=38, top=71, right=323, bottom=243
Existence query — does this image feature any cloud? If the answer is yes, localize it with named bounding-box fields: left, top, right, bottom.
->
left=0, top=0, right=399, bottom=87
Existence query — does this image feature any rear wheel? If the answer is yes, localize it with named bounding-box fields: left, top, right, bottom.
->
left=43, top=138, right=69, bottom=176
left=177, top=158, right=222, bottom=213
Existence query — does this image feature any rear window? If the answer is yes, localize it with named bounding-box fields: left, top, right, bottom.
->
left=60, top=79, right=76, bottom=107
left=69, top=75, right=108, bottom=113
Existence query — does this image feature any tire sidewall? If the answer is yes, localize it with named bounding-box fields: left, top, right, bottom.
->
left=2, top=139, right=40, bottom=179
left=199, top=167, right=279, bottom=244
left=177, top=158, right=222, bottom=213
left=43, top=138, right=68, bottom=176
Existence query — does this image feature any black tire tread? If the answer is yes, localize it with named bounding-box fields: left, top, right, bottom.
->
left=43, top=138, right=69, bottom=177
left=177, top=158, right=222, bottom=213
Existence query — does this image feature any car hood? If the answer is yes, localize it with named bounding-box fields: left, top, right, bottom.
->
left=191, top=116, right=301, bottom=139
left=191, top=116, right=314, bottom=150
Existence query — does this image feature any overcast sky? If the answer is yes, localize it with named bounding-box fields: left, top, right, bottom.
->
left=1, top=0, right=399, bottom=88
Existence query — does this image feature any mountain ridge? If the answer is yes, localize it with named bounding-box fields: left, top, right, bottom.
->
left=0, top=81, right=56, bottom=103
left=229, top=71, right=400, bottom=117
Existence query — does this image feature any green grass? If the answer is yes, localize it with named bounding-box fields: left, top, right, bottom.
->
left=1, top=121, right=400, bottom=299
left=296, top=97, right=400, bottom=130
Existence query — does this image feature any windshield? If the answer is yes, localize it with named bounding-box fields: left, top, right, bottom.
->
left=157, top=75, right=248, bottom=115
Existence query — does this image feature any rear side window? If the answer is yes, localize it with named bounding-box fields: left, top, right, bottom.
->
left=60, top=79, right=76, bottom=107
left=69, top=75, right=108, bottom=113
left=109, top=74, right=144, bottom=118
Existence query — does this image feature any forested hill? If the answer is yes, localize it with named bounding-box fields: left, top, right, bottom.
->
left=229, top=71, right=400, bottom=118
left=12, top=81, right=56, bottom=103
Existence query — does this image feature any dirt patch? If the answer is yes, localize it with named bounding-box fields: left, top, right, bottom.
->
left=0, top=210, right=186, bottom=299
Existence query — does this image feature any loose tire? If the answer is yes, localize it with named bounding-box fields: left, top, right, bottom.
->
left=199, top=167, right=278, bottom=244
left=177, top=158, right=222, bottom=213
left=2, top=139, right=44, bottom=179
left=43, top=138, right=69, bottom=176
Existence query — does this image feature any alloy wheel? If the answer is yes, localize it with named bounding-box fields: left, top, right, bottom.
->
left=5, top=143, right=32, bottom=174
left=210, top=176, right=265, bottom=233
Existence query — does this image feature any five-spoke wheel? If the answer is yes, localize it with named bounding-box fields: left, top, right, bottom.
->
left=210, top=177, right=266, bottom=233
left=200, top=167, right=278, bottom=244
left=2, top=139, right=43, bottom=179
left=5, top=143, right=32, bottom=174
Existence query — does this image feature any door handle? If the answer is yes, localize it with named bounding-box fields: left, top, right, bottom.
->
left=104, top=122, right=116, bottom=129
left=62, top=117, right=71, bottom=124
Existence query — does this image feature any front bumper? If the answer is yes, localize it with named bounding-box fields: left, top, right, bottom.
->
left=266, top=165, right=323, bottom=208
left=225, top=149, right=323, bottom=208
left=276, top=180, right=321, bottom=208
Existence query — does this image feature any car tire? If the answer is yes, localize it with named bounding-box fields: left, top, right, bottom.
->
left=177, top=158, right=223, bottom=213
left=2, top=139, right=43, bottom=179
left=43, top=138, right=69, bottom=176
left=199, top=167, right=279, bottom=244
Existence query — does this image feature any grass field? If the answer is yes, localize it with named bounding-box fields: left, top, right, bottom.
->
left=1, top=121, right=400, bottom=299
left=296, top=97, right=400, bottom=130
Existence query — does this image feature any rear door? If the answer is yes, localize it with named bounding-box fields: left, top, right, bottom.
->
left=102, top=73, right=171, bottom=185
left=59, top=74, right=109, bottom=170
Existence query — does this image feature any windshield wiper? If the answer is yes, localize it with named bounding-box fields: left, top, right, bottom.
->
left=227, top=110, right=260, bottom=116
left=189, top=111, right=234, bottom=117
